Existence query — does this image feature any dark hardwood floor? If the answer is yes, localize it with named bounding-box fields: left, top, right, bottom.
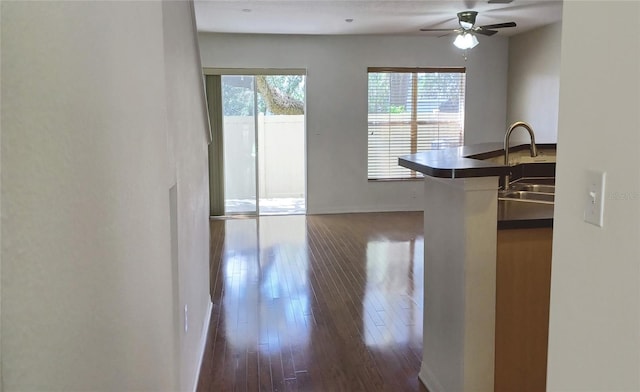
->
left=197, top=212, right=428, bottom=392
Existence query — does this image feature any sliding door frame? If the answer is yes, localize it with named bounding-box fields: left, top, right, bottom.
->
left=205, top=68, right=307, bottom=216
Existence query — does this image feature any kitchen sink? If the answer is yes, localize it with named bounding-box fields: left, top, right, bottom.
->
left=499, top=190, right=555, bottom=204
left=509, top=183, right=555, bottom=193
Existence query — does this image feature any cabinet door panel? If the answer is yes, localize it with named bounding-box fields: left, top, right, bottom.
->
left=495, top=227, right=553, bottom=392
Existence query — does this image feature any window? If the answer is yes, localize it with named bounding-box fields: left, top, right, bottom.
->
left=367, top=67, right=466, bottom=180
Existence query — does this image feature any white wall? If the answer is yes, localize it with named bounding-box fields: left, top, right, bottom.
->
left=507, top=22, right=562, bottom=144
left=547, top=1, right=640, bottom=390
left=198, top=33, right=509, bottom=213
left=1, top=1, right=210, bottom=391
left=0, top=2, right=3, bottom=389
left=161, top=2, right=212, bottom=390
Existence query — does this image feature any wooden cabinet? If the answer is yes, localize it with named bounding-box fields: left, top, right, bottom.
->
left=495, top=227, right=553, bottom=392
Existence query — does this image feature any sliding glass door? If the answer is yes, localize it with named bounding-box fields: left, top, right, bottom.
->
left=214, top=72, right=306, bottom=216
left=222, top=75, right=258, bottom=215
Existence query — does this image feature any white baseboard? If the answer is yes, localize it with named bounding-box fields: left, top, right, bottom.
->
left=419, top=363, right=444, bottom=392
left=308, top=205, right=422, bottom=215
left=192, top=300, right=213, bottom=392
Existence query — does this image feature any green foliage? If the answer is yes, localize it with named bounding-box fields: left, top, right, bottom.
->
left=222, top=75, right=305, bottom=116
left=417, top=72, right=463, bottom=102
left=368, top=73, right=391, bottom=113
left=265, top=75, right=305, bottom=103
left=368, top=71, right=464, bottom=113
left=222, top=83, right=254, bottom=116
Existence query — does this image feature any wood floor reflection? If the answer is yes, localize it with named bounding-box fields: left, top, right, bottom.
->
left=198, top=212, right=427, bottom=392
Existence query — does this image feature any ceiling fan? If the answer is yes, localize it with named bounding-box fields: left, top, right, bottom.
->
left=420, top=10, right=517, bottom=49
left=420, top=10, right=516, bottom=37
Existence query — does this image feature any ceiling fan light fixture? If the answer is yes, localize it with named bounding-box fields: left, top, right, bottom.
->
left=459, top=21, right=473, bottom=30
left=453, top=32, right=479, bottom=50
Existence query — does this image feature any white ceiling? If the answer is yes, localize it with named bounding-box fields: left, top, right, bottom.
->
left=194, top=0, right=563, bottom=36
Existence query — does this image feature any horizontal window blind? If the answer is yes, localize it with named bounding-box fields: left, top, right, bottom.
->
left=367, top=67, right=466, bottom=180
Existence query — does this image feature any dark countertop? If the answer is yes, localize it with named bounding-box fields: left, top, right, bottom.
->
left=398, top=143, right=556, bottom=229
left=398, top=142, right=508, bottom=179
left=398, top=142, right=557, bottom=179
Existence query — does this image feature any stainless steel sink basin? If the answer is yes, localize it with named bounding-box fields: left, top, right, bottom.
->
left=499, top=190, right=555, bottom=204
left=509, top=183, right=555, bottom=193
left=499, top=177, right=555, bottom=204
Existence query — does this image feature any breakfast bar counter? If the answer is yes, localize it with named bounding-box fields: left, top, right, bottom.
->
left=399, top=142, right=555, bottom=392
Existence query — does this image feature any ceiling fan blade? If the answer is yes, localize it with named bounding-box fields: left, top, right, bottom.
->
left=488, top=0, right=514, bottom=3
left=420, top=28, right=456, bottom=32
left=438, top=31, right=456, bottom=38
left=474, top=29, right=499, bottom=36
left=479, top=22, right=517, bottom=29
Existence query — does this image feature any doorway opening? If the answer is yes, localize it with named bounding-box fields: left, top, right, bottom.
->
left=207, top=71, right=306, bottom=216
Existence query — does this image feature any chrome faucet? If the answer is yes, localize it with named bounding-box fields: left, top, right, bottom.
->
left=503, top=121, right=538, bottom=188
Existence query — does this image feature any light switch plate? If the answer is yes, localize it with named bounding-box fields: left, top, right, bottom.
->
left=584, top=170, right=606, bottom=227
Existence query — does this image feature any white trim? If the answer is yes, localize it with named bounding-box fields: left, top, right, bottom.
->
left=308, top=205, right=422, bottom=215
left=253, top=78, right=260, bottom=215
left=191, top=300, right=213, bottom=392
left=203, top=67, right=306, bottom=76
left=188, top=0, right=212, bottom=144
left=419, top=364, right=444, bottom=392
